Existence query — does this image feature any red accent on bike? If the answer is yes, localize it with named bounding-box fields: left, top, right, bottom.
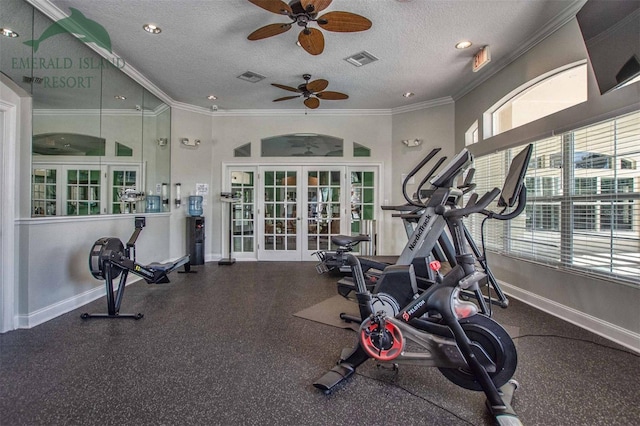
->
left=359, top=320, right=404, bottom=362
left=429, top=260, right=441, bottom=271
left=402, top=311, right=410, bottom=322
left=454, top=304, right=475, bottom=319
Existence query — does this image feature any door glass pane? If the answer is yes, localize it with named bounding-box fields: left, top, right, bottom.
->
left=66, top=168, right=101, bottom=216
left=351, top=170, right=376, bottom=239
left=32, top=168, right=57, bottom=216
left=264, top=170, right=297, bottom=251
left=231, top=171, right=255, bottom=253
left=307, top=169, right=341, bottom=251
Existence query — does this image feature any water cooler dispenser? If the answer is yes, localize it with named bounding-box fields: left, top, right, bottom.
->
left=186, top=216, right=205, bottom=265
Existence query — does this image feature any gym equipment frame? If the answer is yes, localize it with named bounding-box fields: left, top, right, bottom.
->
left=82, top=216, right=191, bottom=320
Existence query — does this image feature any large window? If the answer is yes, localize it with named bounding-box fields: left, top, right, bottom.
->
left=485, top=62, right=588, bottom=138
left=467, top=111, right=640, bottom=285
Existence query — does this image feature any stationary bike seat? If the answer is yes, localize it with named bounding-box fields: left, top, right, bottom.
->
left=331, top=234, right=370, bottom=247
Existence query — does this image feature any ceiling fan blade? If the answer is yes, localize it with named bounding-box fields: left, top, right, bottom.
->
left=298, top=28, right=324, bottom=55
left=304, top=97, right=320, bottom=109
left=300, top=0, right=332, bottom=13
left=248, top=0, right=292, bottom=15
left=316, top=91, right=349, bottom=100
left=271, top=83, right=302, bottom=93
left=317, top=11, right=372, bottom=32
left=273, top=95, right=301, bottom=102
left=248, top=23, right=292, bottom=41
left=306, top=79, right=329, bottom=93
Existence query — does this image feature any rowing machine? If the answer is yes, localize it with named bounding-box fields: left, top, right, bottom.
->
left=81, top=216, right=191, bottom=320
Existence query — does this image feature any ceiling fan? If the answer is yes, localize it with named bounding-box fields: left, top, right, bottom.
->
left=247, top=0, right=372, bottom=55
left=272, top=74, right=348, bottom=109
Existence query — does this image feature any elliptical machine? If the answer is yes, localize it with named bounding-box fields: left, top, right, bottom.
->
left=82, top=216, right=191, bottom=320
left=313, top=144, right=533, bottom=426
left=336, top=147, right=516, bottom=320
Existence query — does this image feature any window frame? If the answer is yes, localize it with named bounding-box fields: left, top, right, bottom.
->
left=467, top=110, right=640, bottom=285
left=483, top=60, right=588, bottom=139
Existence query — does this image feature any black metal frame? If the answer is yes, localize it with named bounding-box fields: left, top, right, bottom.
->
left=81, top=217, right=190, bottom=320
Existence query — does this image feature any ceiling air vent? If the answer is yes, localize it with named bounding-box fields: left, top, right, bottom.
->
left=344, top=51, right=378, bottom=67
left=237, top=71, right=266, bottom=83
left=23, top=76, right=43, bottom=84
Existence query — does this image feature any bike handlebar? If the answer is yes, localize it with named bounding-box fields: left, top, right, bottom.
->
left=491, top=187, right=527, bottom=220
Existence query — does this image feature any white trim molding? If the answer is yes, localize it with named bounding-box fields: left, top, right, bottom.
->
left=500, top=280, right=640, bottom=354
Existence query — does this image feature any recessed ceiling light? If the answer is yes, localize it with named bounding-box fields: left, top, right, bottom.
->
left=1, top=28, right=19, bottom=38
left=114, top=95, right=126, bottom=100
left=143, top=24, right=161, bottom=34
left=403, top=92, right=414, bottom=98
left=455, top=40, right=472, bottom=49
left=207, top=95, right=217, bottom=100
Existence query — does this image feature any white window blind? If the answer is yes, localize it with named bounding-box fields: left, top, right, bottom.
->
left=466, top=110, right=640, bottom=286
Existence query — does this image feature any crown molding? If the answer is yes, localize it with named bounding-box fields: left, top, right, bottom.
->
left=170, top=102, right=393, bottom=117
left=391, top=97, right=454, bottom=115
left=34, top=108, right=152, bottom=117
left=26, top=0, right=174, bottom=107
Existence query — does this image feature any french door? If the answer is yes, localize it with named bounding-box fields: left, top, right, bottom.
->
left=256, top=166, right=345, bottom=261
left=227, top=165, right=377, bottom=261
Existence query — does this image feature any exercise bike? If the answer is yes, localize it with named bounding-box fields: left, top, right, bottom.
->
left=312, top=234, right=371, bottom=274
left=313, top=144, right=532, bottom=426
left=81, top=216, right=191, bottom=320
left=335, top=148, right=494, bottom=319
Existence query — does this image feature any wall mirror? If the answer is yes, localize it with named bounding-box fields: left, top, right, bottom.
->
left=0, top=0, right=171, bottom=216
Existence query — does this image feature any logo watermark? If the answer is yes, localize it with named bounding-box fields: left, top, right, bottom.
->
left=13, top=8, right=124, bottom=89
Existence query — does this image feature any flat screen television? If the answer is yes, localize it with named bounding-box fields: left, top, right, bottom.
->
left=576, top=0, right=640, bottom=95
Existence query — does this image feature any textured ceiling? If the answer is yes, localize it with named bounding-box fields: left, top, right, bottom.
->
left=32, top=0, right=586, bottom=112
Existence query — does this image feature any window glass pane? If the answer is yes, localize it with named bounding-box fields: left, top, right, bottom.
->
left=490, top=63, right=588, bottom=137
left=468, top=110, right=639, bottom=285
left=234, top=143, right=251, bottom=157
left=261, top=134, right=343, bottom=157
left=353, top=142, right=371, bottom=157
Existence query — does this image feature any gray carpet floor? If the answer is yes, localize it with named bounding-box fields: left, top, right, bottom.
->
left=1, top=261, right=638, bottom=425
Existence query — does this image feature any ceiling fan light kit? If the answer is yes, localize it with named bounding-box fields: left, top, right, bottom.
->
left=247, top=0, right=372, bottom=55
left=271, top=74, right=348, bottom=109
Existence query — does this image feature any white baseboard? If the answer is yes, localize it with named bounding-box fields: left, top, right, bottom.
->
left=16, top=278, right=142, bottom=329
left=500, top=281, right=640, bottom=354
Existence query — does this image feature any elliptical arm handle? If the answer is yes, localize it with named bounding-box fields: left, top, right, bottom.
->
left=443, top=188, right=501, bottom=218
left=413, top=156, right=448, bottom=206
left=401, top=148, right=442, bottom=205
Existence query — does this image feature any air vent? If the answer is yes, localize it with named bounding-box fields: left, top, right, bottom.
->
left=23, top=76, right=43, bottom=84
left=344, top=51, right=379, bottom=67
left=237, top=71, right=266, bottom=83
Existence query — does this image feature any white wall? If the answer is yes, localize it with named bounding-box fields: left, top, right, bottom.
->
left=169, top=109, right=395, bottom=259
left=0, top=74, right=30, bottom=332
left=169, top=107, right=215, bottom=260
left=454, top=18, right=640, bottom=350
left=388, top=102, right=456, bottom=255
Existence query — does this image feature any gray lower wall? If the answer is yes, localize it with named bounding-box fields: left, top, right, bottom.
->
left=488, top=254, right=640, bottom=334
left=16, top=214, right=171, bottom=326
